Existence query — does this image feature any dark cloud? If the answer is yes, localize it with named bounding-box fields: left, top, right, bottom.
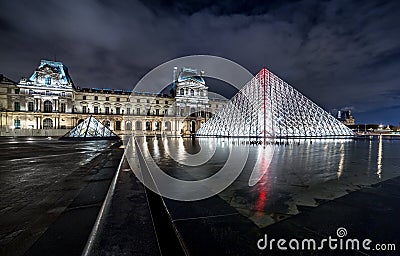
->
left=0, top=0, right=399, bottom=124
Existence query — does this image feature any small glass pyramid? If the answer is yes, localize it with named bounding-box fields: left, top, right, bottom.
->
left=61, top=116, right=119, bottom=140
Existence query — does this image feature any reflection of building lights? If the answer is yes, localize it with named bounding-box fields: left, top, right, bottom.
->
left=255, top=191, right=266, bottom=213
left=337, top=143, right=345, bottom=179
left=377, top=135, right=383, bottom=178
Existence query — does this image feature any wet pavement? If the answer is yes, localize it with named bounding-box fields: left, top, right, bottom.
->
left=123, top=136, right=400, bottom=255
left=1, top=136, right=399, bottom=255
left=0, top=137, right=118, bottom=256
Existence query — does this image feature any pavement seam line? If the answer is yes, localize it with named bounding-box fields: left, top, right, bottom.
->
left=81, top=148, right=124, bottom=256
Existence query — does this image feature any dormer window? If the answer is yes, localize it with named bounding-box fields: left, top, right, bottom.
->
left=45, top=76, right=51, bottom=85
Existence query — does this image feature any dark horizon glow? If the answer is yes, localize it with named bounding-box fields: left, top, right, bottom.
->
left=0, top=0, right=399, bottom=125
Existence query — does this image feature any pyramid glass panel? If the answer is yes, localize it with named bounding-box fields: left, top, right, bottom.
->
left=62, top=116, right=119, bottom=140
left=197, top=68, right=354, bottom=138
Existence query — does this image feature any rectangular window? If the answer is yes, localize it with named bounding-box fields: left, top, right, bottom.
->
left=106, top=97, right=109, bottom=101
left=156, top=109, right=159, bottom=115
left=116, top=107, right=120, bottom=115
left=14, top=119, right=20, bottom=129
left=15, top=88, right=20, bottom=94
left=180, top=108, right=184, bottom=117
left=95, top=96, right=98, bottom=100
left=61, top=92, right=65, bottom=97
left=82, top=106, right=87, bottom=113
left=28, top=102, right=34, bottom=112
left=14, top=102, right=20, bottom=111
left=127, top=108, right=131, bottom=115
left=137, top=99, right=140, bottom=103
left=94, top=106, right=98, bottom=114
left=83, top=95, right=87, bottom=100
left=117, top=98, right=120, bottom=102
left=165, top=101, right=168, bottom=104
left=61, top=103, right=66, bottom=113
left=156, top=100, right=159, bottom=104
left=46, top=91, right=50, bottom=96
left=29, top=89, right=33, bottom=95
left=165, top=109, right=168, bottom=116
left=105, top=107, right=110, bottom=114
left=127, top=98, right=130, bottom=102
left=147, top=99, right=150, bottom=103
left=136, top=108, right=140, bottom=115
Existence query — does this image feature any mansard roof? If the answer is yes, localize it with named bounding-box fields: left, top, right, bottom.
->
left=177, top=68, right=205, bottom=85
left=21, top=60, right=74, bottom=89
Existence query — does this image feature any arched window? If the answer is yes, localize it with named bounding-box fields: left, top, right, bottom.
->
left=78, top=119, right=84, bottom=125
left=45, top=76, right=51, bottom=85
left=104, top=120, right=111, bottom=127
left=44, top=100, right=52, bottom=113
left=43, top=118, right=53, bottom=129
left=165, top=121, right=171, bottom=131
left=135, top=121, right=142, bottom=130
left=190, top=89, right=194, bottom=96
left=180, top=88, right=184, bottom=95
left=126, top=121, right=132, bottom=131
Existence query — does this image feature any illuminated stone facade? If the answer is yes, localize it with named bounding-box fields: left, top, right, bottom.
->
left=0, top=60, right=226, bottom=136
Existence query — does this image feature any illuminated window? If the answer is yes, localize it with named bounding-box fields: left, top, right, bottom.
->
left=14, top=119, right=20, bottom=129
left=45, top=76, right=51, bottom=85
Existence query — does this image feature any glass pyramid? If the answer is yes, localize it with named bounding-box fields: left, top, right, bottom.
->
left=62, top=116, right=119, bottom=140
left=197, top=68, right=354, bottom=138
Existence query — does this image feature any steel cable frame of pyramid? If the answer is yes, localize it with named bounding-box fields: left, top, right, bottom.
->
left=61, top=116, right=120, bottom=140
left=197, top=68, right=355, bottom=138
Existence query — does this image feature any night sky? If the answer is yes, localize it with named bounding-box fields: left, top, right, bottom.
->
left=0, top=0, right=399, bottom=125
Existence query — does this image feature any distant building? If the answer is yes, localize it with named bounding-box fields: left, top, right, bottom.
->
left=0, top=60, right=227, bottom=136
left=336, top=110, right=355, bottom=126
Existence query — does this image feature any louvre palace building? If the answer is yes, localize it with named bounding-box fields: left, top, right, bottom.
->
left=0, top=60, right=227, bottom=136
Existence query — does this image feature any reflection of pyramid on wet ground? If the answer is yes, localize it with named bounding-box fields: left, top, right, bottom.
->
left=197, top=68, right=354, bottom=137
left=61, top=116, right=119, bottom=140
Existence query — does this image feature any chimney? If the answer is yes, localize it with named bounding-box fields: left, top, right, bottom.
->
left=173, top=67, right=178, bottom=82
